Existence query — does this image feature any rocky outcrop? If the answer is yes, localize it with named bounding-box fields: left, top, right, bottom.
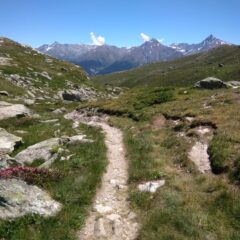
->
left=0, top=128, right=22, bottom=154
left=15, top=138, right=60, bottom=164
left=0, top=178, right=61, bottom=219
left=0, top=101, right=31, bottom=120
left=15, top=135, right=93, bottom=165
left=194, top=77, right=227, bottom=89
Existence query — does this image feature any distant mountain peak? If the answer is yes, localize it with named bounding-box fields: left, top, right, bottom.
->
left=52, top=41, right=60, bottom=46
left=205, top=34, right=215, bottom=40
left=37, top=34, right=231, bottom=76
left=170, top=34, right=229, bottom=56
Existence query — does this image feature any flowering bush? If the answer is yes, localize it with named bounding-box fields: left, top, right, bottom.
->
left=0, top=166, right=63, bottom=186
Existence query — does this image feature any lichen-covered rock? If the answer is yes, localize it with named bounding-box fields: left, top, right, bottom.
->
left=0, top=179, right=61, bottom=219
left=0, top=101, right=31, bottom=120
left=194, top=77, right=227, bottom=89
left=0, top=128, right=22, bottom=154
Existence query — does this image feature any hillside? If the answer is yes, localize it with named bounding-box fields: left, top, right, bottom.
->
left=93, top=45, right=240, bottom=87
left=0, top=37, right=94, bottom=99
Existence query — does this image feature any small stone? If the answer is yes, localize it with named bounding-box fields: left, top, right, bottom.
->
left=24, top=99, right=35, bottom=105
left=94, top=204, right=113, bottom=214
left=138, top=180, right=165, bottom=193
left=40, top=119, right=59, bottom=123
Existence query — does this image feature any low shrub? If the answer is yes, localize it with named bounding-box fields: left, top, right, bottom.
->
left=0, top=167, right=63, bottom=186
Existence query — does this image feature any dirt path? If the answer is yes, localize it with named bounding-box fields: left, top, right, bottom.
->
left=65, top=111, right=139, bottom=240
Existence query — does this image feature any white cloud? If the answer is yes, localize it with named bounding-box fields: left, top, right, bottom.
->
left=90, top=32, right=105, bottom=46
left=140, top=33, right=151, bottom=42
left=158, top=38, right=164, bottom=43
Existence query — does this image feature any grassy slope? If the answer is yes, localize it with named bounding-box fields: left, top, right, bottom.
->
left=93, top=45, right=240, bottom=88
left=0, top=38, right=91, bottom=96
left=83, top=87, right=240, bottom=239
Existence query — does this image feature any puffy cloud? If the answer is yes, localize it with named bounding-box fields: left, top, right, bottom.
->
left=140, top=33, right=151, bottom=42
left=90, top=32, right=105, bottom=46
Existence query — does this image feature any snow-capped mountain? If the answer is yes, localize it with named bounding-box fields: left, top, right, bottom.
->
left=37, top=42, right=96, bottom=62
left=99, top=39, right=182, bottom=74
left=170, top=35, right=229, bottom=55
left=37, top=35, right=230, bottom=75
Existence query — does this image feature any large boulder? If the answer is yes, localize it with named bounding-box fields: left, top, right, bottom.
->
left=0, top=179, right=61, bottom=219
left=194, top=77, right=227, bottom=89
left=0, top=128, right=22, bottom=154
left=0, top=101, right=31, bottom=120
left=59, top=87, right=97, bottom=102
left=15, top=138, right=61, bottom=164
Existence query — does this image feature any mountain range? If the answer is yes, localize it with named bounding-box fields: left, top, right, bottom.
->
left=37, top=35, right=230, bottom=76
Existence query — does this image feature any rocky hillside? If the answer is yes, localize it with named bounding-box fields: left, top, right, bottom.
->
left=0, top=37, right=104, bottom=101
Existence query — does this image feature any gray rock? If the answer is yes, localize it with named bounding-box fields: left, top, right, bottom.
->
left=0, top=101, right=31, bottom=120
left=15, top=138, right=60, bottom=164
left=0, top=128, right=22, bottom=154
left=68, top=134, right=93, bottom=144
left=0, top=91, right=9, bottom=96
left=38, top=71, right=52, bottom=80
left=194, top=77, right=227, bottom=89
left=24, top=99, right=35, bottom=105
left=52, top=107, right=66, bottom=114
left=0, top=179, right=61, bottom=219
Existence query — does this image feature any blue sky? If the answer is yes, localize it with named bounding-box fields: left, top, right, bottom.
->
left=0, top=0, right=239, bottom=47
